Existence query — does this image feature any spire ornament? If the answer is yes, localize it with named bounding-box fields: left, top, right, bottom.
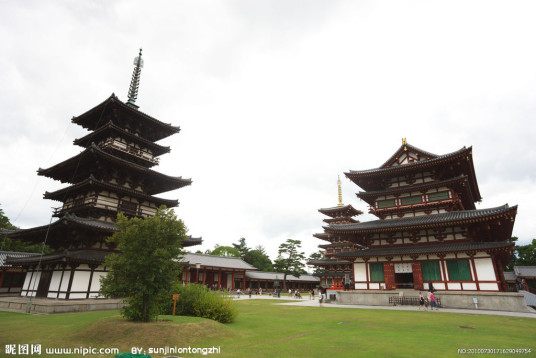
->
left=127, top=49, right=144, bottom=108
left=402, top=138, right=407, bottom=151
left=337, top=175, right=343, bottom=207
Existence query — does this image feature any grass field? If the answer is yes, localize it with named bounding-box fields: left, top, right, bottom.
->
left=1, top=299, right=535, bottom=357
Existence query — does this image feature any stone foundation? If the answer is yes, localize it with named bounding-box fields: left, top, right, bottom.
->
left=0, top=297, right=125, bottom=314
left=337, top=290, right=532, bottom=312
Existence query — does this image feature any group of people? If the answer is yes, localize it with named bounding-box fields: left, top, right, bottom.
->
left=418, top=291, right=439, bottom=311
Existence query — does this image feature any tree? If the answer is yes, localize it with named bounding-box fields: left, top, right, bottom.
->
left=210, top=245, right=240, bottom=257
left=232, top=237, right=250, bottom=258
left=0, top=205, right=52, bottom=254
left=99, top=207, right=187, bottom=322
left=244, top=246, right=273, bottom=271
left=507, top=237, right=536, bottom=270
left=273, top=239, right=306, bottom=290
left=307, top=250, right=327, bottom=275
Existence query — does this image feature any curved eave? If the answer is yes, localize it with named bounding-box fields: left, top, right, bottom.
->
left=323, top=217, right=359, bottom=224
left=74, top=121, right=171, bottom=157
left=6, top=249, right=113, bottom=266
left=318, top=204, right=363, bottom=218
left=333, top=241, right=514, bottom=260
left=38, top=143, right=192, bottom=194
left=43, top=175, right=179, bottom=207
left=324, top=204, right=517, bottom=235
left=71, top=94, right=180, bottom=141
left=184, top=236, right=203, bottom=247
left=308, top=259, right=351, bottom=266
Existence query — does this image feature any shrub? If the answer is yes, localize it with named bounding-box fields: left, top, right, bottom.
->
left=164, top=284, right=237, bottom=324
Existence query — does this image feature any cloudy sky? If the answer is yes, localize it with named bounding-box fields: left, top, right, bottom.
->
left=1, top=1, right=535, bottom=263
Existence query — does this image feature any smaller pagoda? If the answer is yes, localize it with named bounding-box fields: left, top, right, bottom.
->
left=309, top=176, right=363, bottom=290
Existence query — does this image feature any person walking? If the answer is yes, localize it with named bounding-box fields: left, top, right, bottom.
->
left=418, top=292, right=426, bottom=311
left=430, top=291, right=438, bottom=310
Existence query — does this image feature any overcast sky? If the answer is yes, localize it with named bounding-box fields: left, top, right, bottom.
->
left=1, top=1, right=535, bottom=264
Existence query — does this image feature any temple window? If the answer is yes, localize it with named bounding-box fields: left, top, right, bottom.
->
left=428, top=191, right=449, bottom=202
left=377, top=199, right=396, bottom=208
left=369, top=263, right=385, bottom=282
left=446, top=260, right=472, bottom=281
left=420, top=261, right=441, bottom=281
left=400, top=196, right=422, bottom=205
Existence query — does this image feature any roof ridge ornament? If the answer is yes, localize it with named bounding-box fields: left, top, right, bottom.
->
left=402, top=138, right=407, bottom=152
left=127, top=48, right=144, bottom=109
left=337, top=175, right=343, bottom=207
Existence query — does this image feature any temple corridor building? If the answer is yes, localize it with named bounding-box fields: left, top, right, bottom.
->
left=312, top=140, right=517, bottom=293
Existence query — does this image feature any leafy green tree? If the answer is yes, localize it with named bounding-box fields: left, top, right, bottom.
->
left=244, top=246, right=273, bottom=271
left=210, top=245, right=240, bottom=257
left=0, top=205, right=52, bottom=253
left=232, top=237, right=250, bottom=258
left=507, top=237, right=536, bottom=269
left=307, top=250, right=327, bottom=274
left=99, top=207, right=187, bottom=322
left=273, top=239, right=306, bottom=290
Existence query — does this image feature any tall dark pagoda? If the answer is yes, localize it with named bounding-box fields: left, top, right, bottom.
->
left=4, top=50, right=201, bottom=299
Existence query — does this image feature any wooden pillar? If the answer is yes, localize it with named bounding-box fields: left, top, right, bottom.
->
left=232, top=272, right=235, bottom=290
left=218, top=269, right=222, bottom=289
left=185, top=269, right=189, bottom=284
left=202, top=269, right=206, bottom=285
left=496, top=259, right=507, bottom=292
left=0, top=271, right=4, bottom=289
left=243, top=271, right=246, bottom=290
left=364, top=259, right=370, bottom=290
left=412, top=262, right=424, bottom=290
left=469, top=256, right=480, bottom=291
left=384, top=263, right=396, bottom=290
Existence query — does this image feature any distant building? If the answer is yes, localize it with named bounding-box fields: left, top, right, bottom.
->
left=2, top=50, right=201, bottom=299
left=181, top=253, right=319, bottom=291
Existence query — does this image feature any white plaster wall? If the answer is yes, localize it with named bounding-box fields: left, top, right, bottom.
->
left=22, top=272, right=32, bottom=290
left=355, top=283, right=367, bottom=289
left=479, top=283, right=499, bottom=291
left=48, top=271, right=63, bottom=292
left=354, top=263, right=367, bottom=281
left=69, top=293, right=87, bottom=299
left=369, top=283, right=380, bottom=289
left=91, top=271, right=107, bottom=292
left=447, top=282, right=461, bottom=290
left=58, top=293, right=66, bottom=299
left=227, top=275, right=232, bottom=288
left=462, top=283, right=477, bottom=290
left=474, top=258, right=496, bottom=281
left=432, top=283, right=446, bottom=290
left=60, top=271, right=71, bottom=292
left=28, top=271, right=41, bottom=294
left=71, top=271, right=91, bottom=292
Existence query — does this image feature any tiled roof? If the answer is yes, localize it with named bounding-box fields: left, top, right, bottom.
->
left=307, top=259, right=351, bottom=265
left=318, top=205, right=363, bottom=218
left=71, top=94, right=180, bottom=142
left=183, top=236, right=203, bottom=247
left=0, top=251, right=39, bottom=267
left=380, top=143, right=439, bottom=168
left=332, top=241, right=514, bottom=259
left=503, top=271, right=517, bottom=281
left=245, top=271, right=319, bottom=282
left=6, top=249, right=112, bottom=265
left=38, top=143, right=192, bottom=194
left=73, top=121, right=171, bottom=156
left=43, top=174, right=179, bottom=207
left=180, top=253, right=257, bottom=270
left=324, top=204, right=517, bottom=233
left=514, top=266, right=536, bottom=278
left=347, top=146, right=469, bottom=177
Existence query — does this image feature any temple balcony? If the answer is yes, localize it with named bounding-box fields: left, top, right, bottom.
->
left=98, top=139, right=159, bottom=165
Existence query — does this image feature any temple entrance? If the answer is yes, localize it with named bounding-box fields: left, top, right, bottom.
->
left=395, top=273, right=414, bottom=288
left=394, top=263, right=414, bottom=289
left=36, top=271, right=52, bottom=298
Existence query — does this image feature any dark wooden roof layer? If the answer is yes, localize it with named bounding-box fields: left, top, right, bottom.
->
left=318, top=204, right=363, bottom=218
left=43, top=174, right=179, bottom=207
left=71, top=94, right=180, bottom=142
left=74, top=121, right=171, bottom=157
left=332, top=241, right=514, bottom=260
left=345, top=146, right=481, bottom=201
left=38, top=143, right=191, bottom=195
left=324, top=204, right=517, bottom=234
left=307, top=259, right=351, bottom=266
left=6, top=249, right=113, bottom=266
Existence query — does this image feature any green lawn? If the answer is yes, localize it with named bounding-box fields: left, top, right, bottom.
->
left=1, top=300, right=535, bottom=357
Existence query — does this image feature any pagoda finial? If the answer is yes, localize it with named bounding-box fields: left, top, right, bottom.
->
left=337, top=175, right=343, bottom=207
left=402, top=138, right=407, bottom=151
left=127, top=48, right=144, bottom=108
